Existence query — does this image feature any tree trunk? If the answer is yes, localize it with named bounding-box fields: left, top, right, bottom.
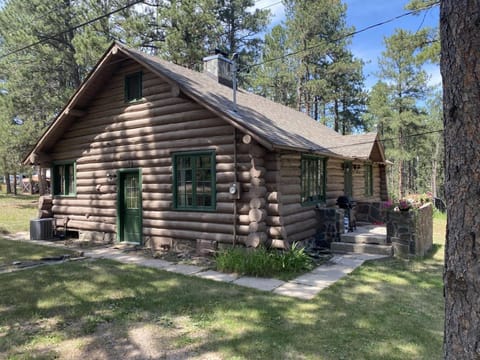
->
left=4, top=172, right=11, bottom=194
left=13, top=172, right=17, bottom=196
left=441, top=1, right=480, bottom=358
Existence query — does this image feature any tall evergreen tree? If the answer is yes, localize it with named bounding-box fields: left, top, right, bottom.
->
left=249, top=25, right=296, bottom=108
left=154, top=0, right=219, bottom=69
left=253, top=0, right=366, bottom=133
left=368, top=28, right=431, bottom=198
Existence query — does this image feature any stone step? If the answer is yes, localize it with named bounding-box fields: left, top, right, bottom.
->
left=340, top=233, right=387, bottom=245
left=331, top=242, right=393, bottom=256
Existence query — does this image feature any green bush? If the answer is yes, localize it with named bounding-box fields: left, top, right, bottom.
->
left=215, top=243, right=314, bottom=279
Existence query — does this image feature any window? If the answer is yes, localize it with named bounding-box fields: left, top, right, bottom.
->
left=173, top=151, right=215, bottom=210
left=125, top=71, right=142, bottom=102
left=53, top=162, right=76, bottom=196
left=364, top=164, right=373, bottom=196
left=301, top=155, right=326, bottom=205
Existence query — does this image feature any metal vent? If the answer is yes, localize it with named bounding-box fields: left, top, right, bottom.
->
left=30, top=218, right=54, bottom=240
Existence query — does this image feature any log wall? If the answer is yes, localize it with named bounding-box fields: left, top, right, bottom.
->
left=49, top=59, right=256, bottom=249
left=46, top=57, right=386, bottom=250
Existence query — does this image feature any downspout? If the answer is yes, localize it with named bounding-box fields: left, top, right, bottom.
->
left=233, top=127, right=238, bottom=247
left=232, top=53, right=239, bottom=247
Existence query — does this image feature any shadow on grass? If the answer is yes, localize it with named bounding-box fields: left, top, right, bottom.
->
left=0, top=255, right=444, bottom=359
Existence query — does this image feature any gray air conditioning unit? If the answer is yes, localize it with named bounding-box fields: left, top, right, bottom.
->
left=30, top=218, right=54, bottom=240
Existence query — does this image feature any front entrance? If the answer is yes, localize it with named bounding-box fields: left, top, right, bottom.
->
left=344, top=161, right=353, bottom=197
left=118, top=170, right=142, bottom=244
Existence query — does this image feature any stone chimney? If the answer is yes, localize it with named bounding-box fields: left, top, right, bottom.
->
left=203, top=54, right=233, bottom=87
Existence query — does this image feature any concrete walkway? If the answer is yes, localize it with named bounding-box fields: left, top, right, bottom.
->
left=3, top=232, right=387, bottom=300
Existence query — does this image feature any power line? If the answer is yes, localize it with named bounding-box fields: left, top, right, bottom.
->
left=0, top=0, right=144, bottom=60
left=324, top=128, right=443, bottom=152
left=240, top=1, right=440, bottom=73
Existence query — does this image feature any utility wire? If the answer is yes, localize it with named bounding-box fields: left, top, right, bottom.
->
left=0, top=0, right=144, bottom=60
left=240, top=1, right=440, bottom=73
left=323, top=128, right=443, bottom=152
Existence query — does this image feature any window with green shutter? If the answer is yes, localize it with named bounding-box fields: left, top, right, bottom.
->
left=173, top=151, right=216, bottom=211
left=125, top=71, right=142, bottom=102
left=53, top=162, right=76, bottom=196
left=301, top=155, right=327, bottom=205
left=364, top=164, right=373, bottom=196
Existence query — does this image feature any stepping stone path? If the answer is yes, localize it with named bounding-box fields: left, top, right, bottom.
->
left=3, top=232, right=387, bottom=300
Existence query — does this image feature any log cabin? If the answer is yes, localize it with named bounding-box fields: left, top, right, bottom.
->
left=24, top=42, right=387, bottom=251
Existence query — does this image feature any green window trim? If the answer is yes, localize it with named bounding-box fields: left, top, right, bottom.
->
left=124, top=71, right=143, bottom=103
left=172, top=150, right=216, bottom=211
left=364, top=163, right=373, bottom=196
left=301, top=155, right=327, bottom=205
left=52, top=161, right=76, bottom=197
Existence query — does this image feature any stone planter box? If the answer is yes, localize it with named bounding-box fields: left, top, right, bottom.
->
left=386, top=203, right=433, bottom=258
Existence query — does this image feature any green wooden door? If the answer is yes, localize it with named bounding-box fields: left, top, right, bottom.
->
left=119, top=171, right=141, bottom=244
left=344, top=161, right=353, bottom=197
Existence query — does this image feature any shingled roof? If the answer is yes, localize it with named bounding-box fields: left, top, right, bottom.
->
left=25, top=42, right=385, bottom=164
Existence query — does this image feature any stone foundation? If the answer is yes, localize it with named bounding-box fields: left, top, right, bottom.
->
left=314, top=207, right=344, bottom=247
left=386, top=203, right=433, bottom=258
left=78, top=231, right=115, bottom=244
left=356, top=201, right=386, bottom=224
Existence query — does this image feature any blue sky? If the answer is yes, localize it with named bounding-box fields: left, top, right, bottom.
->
left=255, top=0, right=441, bottom=89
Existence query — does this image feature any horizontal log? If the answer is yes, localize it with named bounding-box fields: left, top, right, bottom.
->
left=249, top=198, right=265, bottom=209
left=72, top=101, right=204, bottom=135
left=142, top=210, right=234, bottom=224
left=278, top=184, right=300, bottom=195
left=280, top=194, right=301, bottom=205
left=266, top=216, right=283, bottom=226
left=280, top=168, right=300, bottom=177
left=143, top=227, right=247, bottom=244
left=75, top=133, right=233, bottom=165
left=243, top=185, right=267, bottom=198
left=61, top=214, right=116, bottom=224
left=143, top=219, right=233, bottom=234
left=53, top=198, right=115, bottom=208
left=245, top=232, right=267, bottom=248
left=38, top=210, right=52, bottom=219
left=250, top=166, right=266, bottom=179
left=249, top=208, right=267, bottom=222
left=65, top=219, right=115, bottom=232
left=268, top=226, right=287, bottom=238
left=248, top=221, right=267, bottom=233
left=285, top=219, right=318, bottom=236
left=38, top=196, right=53, bottom=210
left=66, top=97, right=197, bottom=137
left=280, top=153, right=301, bottom=161
left=52, top=205, right=116, bottom=217
left=286, top=228, right=316, bottom=243
left=283, top=210, right=316, bottom=226
left=238, top=214, right=251, bottom=225
left=54, top=111, right=227, bottom=154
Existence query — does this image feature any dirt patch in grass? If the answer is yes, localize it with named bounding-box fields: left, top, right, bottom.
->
left=25, top=319, right=223, bottom=360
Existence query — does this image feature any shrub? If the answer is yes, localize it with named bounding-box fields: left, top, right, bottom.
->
left=215, top=243, right=314, bottom=279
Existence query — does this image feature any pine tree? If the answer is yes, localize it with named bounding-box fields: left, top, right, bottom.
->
left=215, top=0, right=270, bottom=85
left=368, top=28, right=431, bottom=198
left=154, top=0, right=219, bottom=69
left=253, top=0, right=367, bottom=133
left=249, top=25, right=297, bottom=108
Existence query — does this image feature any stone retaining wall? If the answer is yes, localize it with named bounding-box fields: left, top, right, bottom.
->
left=386, top=203, right=433, bottom=257
left=314, top=207, right=344, bottom=247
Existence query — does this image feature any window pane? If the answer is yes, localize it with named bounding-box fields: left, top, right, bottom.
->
left=301, top=156, right=325, bottom=204
left=174, top=153, right=214, bottom=209
left=125, top=72, right=142, bottom=102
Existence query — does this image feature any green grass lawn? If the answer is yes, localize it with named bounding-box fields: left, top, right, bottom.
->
left=0, top=193, right=38, bottom=234
left=0, top=213, right=446, bottom=359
